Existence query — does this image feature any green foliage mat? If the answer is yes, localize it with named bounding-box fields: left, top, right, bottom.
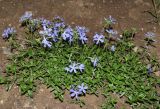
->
left=2, top=36, right=159, bottom=108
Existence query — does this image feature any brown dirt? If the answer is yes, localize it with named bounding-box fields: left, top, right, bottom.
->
left=0, top=0, right=160, bottom=109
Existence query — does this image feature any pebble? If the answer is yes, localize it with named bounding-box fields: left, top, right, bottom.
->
left=2, top=47, right=12, bottom=56
left=0, top=100, right=4, bottom=104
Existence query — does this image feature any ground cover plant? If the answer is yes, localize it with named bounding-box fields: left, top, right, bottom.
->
left=1, top=12, right=160, bottom=108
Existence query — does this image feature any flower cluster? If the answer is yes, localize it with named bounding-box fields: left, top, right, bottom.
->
left=65, top=62, right=85, bottom=73
left=28, top=19, right=41, bottom=32
left=144, top=32, right=156, bottom=46
left=145, top=32, right=156, bottom=41
left=2, top=27, right=16, bottom=39
left=62, top=27, right=74, bottom=44
left=76, top=26, right=88, bottom=44
left=40, top=18, right=52, bottom=28
left=19, top=11, right=32, bottom=23
left=93, top=33, right=105, bottom=45
left=38, top=17, right=66, bottom=47
left=70, top=83, right=88, bottom=99
left=42, top=37, right=52, bottom=48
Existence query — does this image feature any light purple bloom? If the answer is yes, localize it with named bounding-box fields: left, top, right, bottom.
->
left=105, top=15, right=116, bottom=24
left=106, top=29, right=118, bottom=35
left=50, top=29, right=59, bottom=42
left=2, top=27, right=16, bottom=39
left=93, top=33, right=105, bottom=45
left=39, top=27, right=52, bottom=36
left=70, top=88, right=80, bottom=99
left=62, top=27, right=74, bottom=44
left=19, top=11, right=32, bottom=22
left=78, top=64, right=85, bottom=72
left=65, top=62, right=85, bottom=73
left=145, top=32, right=156, bottom=39
left=90, top=57, right=99, bottom=67
left=110, top=45, right=116, bottom=52
left=78, top=83, right=88, bottom=94
left=76, top=26, right=88, bottom=37
left=54, top=16, right=64, bottom=22
left=54, top=22, right=65, bottom=29
left=147, top=64, right=153, bottom=74
left=40, top=18, right=52, bottom=27
left=69, top=62, right=78, bottom=73
left=42, top=37, right=52, bottom=48
left=76, top=26, right=88, bottom=44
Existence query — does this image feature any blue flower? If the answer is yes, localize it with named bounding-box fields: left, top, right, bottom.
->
left=78, top=64, right=85, bottom=72
left=39, top=27, right=52, bottom=36
left=2, top=27, right=16, bottom=39
left=54, top=16, right=64, bottom=22
left=50, top=29, right=59, bottom=42
left=90, top=57, right=99, bottom=67
left=76, top=26, right=88, bottom=44
left=42, top=37, right=52, bottom=48
left=40, top=18, right=52, bottom=27
left=147, top=64, right=153, bottom=74
left=108, top=15, right=116, bottom=24
left=62, top=27, right=74, bottom=44
left=106, top=29, right=118, bottom=35
left=145, top=32, right=156, bottom=41
left=53, top=16, right=65, bottom=29
left=93, top=33, right=105, bottom=45
left=76, top=26, right=88, bottom=37
left=78, top=83, right=88, bottom=94
left=54, top=22, right=65, bottom=29
left=28, top=19, right=40, bottom=32
left=105, top=15, right=116, bottom=24
left=65, top=62, right=85, bottom=73
left=68, top=62, right=78, bottom=73
left=19, top=11, right=32, bottom=22
left=110, top=45, right=116, bottom=52
left=70, top=88, right=80, bottom=99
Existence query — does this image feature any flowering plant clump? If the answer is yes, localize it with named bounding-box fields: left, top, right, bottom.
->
left=1, top=12, right=160, bottom=108
left=70, top=83, right=88, bottom=99
left=144, top=32, right=156, bottom=46
left=62, top=27, right=74, bottom=44
left=2, top=27, right=16, bottom=39
left=104, top=15, right=116, bottom=26
left=76, top=26, right=88, bottom=44
left=19, top=11, right=32, bottom=26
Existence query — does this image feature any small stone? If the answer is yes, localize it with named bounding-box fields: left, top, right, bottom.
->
left=154, top=71, right=160, bottom=77
left=0, top=100, right=4, bottom=104
left=90, top=3, right=94, bottom=6
left=34, top=106, right=37, bottom=109
left=2, top=47, right=12, bottom=56
left=119, top=35, right=123, bottom=38
left=133, top=46, right=139, bottom=52
left=40, top=88, right=44, bottom=92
